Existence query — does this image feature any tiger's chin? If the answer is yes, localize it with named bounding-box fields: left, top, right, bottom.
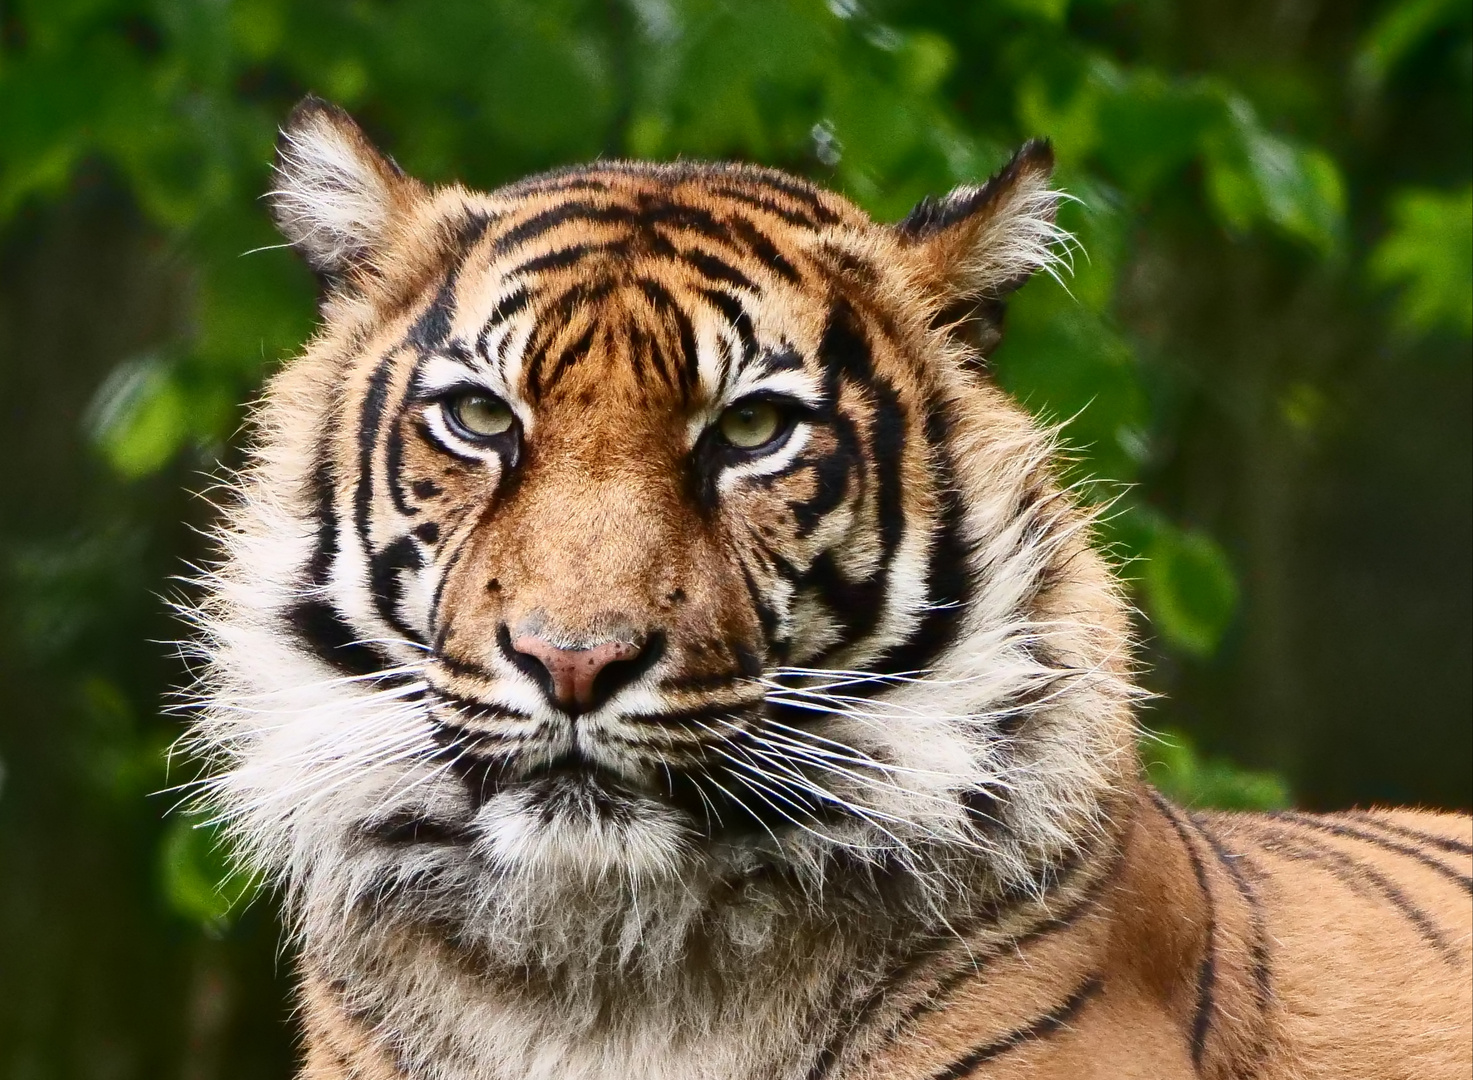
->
left=468, top=767, right=700, bottom=883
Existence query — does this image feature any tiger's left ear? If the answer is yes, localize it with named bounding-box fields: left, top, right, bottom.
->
left=268, top=95, right=422, bottom=281
left=894, top=140, right=1066, bottom=360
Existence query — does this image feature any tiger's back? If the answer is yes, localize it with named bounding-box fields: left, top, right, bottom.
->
left=838, top=796, right=1472, bottom=1079
left=195, top=97, right=1472, bottom=1080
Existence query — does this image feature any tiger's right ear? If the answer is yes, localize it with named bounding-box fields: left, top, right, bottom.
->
left=894, top=141, right=1068, bottom=362
left=268, top=96, right=418, bottom=278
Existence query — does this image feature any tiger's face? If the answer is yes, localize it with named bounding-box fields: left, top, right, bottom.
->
left=383, top=190, right=947, bottom=845
left=197, top=98, right=1131, bottom=919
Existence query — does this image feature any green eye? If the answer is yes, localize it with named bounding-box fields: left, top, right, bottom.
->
left=447, top=392, right=516, bottom=440
left=716, top=399, right=786, bottom=450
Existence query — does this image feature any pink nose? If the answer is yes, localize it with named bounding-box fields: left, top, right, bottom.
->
left=511, top=635, right=643, bottom=712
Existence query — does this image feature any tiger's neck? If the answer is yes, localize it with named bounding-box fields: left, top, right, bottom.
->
left=293, top=781, right=1142, bottom=1080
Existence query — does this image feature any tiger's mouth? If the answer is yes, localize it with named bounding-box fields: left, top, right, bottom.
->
left=449, top=747, right=656, bottom=808
left=409, top=686, right=843, bottom=844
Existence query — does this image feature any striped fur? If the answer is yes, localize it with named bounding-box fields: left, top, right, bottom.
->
left=184, top=98, right=1472, bottom=1079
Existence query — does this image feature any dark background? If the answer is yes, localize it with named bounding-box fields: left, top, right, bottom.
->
left=1, top=0, right=1468, bottom=1075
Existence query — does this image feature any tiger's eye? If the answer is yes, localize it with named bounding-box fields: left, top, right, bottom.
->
left=448, top=393, right=515, bottom=439
left=716, top=400, right=784, bottom=450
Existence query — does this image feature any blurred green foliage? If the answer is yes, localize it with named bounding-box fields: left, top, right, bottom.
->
left=1, top=0, right=1469, bottom=1074
left=1146, top=728, right=1292, bottom=810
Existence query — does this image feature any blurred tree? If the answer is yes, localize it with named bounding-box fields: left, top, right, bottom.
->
left=1, top=0, right=1468, bottom=1076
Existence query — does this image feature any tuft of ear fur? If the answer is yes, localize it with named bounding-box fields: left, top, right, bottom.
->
left=896, top=140, right=1070, bottom=359
left=268, top=95, right=414, bottom=278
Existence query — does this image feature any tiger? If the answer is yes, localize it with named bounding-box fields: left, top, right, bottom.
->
left=184, top=94, right=1472, bottom=1080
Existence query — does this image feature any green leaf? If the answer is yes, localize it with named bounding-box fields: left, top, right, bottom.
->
left=895, top=31, right=954, bottom=95
left=1204, top=95, right=1346, bottom=254
left=1095, top=70, right=1220, bottom=196
left=1352, top=0, right=1469, bottom=94
left=1141, top=516, right=1239, bottom=657
left=159, top=817, right=259, bottom=929
left=997, top=0, right=1071, bottom=23
left=86, top=356, right=192, bottom=478
left=1016, top=69, right=1102, bottom=165
left=1369, top=185, right=1473, bottom=338
left=1145, top=729, right=1291, bottom=810
left=993, top=276, right=1150, bottom=485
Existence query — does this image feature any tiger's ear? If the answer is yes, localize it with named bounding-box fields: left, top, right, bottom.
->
left=895, top=140, right=1067, bottom=360
left=268, top=95, right=417, bottom=278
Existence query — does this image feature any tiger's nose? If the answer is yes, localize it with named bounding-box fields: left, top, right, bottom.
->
left=510, top=634, right=646, bottom=714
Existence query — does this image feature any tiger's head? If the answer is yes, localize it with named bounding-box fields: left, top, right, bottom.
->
left=192, top=98, right=1137, bottom=954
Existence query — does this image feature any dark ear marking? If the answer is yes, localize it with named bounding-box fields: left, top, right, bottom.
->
left=896, top=139, right=1064, bottom=365
left=898, top=139, right=1055, bottom=240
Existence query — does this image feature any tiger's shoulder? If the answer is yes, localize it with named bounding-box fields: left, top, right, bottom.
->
left=837, top=789, right=1471, bottom=1080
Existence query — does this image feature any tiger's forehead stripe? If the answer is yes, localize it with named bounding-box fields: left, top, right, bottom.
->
left=400, top=178, right=848, bottom=411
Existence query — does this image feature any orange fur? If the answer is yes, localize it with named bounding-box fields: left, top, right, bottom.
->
left=192, top=99, right=1471, bottom=1080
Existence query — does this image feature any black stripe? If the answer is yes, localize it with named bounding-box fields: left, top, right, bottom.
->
left=877, top=855, right=1120, bottom=1056
left=795, top=552, right=886, bottom=651
left=818, top=297, right=873, bottom=381
left=352, top=352, right=428, bottom=644
left=927, top=975, right=1103, bottom=1079
left=682, top=249, right=757, bottom=294
left=284, top=599, right=390, bottom=677
left=1342, top=811, right=1473, bottom=857
left=867, top=396, right=971, bottom=680
left=706, top=178, right=841, bottom=226
left=285, top=404, right=389, bottom=676
left=510, top=238, right=627, bottom=278
left=474, top=287, right=534, bottom=375
left=509, top=173, right=612, bottom=197
left=302, top=441, right=341, bottom=589
left=407, top=279, right=456, bottom=353
left=360, top=810, right=475, bottom=846
left=384, top=383, right=422, bottom=517
left=519, top=281, right=614, bottom=400
left=406, top=212, right=491, bottom=353
left=635, top=278, right=695, bottom=395
left=781, top=300, right=920, bottom=665
left=701, top=288, right=757, bottom=365
left=368, top=535, right=425, bottom=643
left=1191, top=814, right=1274, bottom=1057
left=1250, top=823, right=1464, bottom=965
left=869, top=377, right=906, bottom=562
left=790, top=299, right=866, bottom=538
left=426, top=516, right=481, bottom=646
left=639, top=196, right=734, bottom=243
left=787, top=430, right=858, bottom=537
left=804, top=833, right=1118, bottom=1080
left=669, top=294, right=700, bottom=398
left=739, top=561, right=785, bottom=660
left=361, top=214, right=489, bottom=639
left=492, top=201, right=631, bottom=256
left=479, top=286, right=532, bottom=340
left=353, top=351, right=398, bottom=567
left=539, top=322, right=597, bottom=396
left=1269, top=811, right=1472, bottom=894
left=1150, top=790, right=1217, bottom=1070
left=433, top=650, right=501, bottom=682
left=427, top=706, right=536, bottom=736
left=704, top=185, right=824, bottom=228
left=759, top=347, right=804, bottom=373
left=723, top=214, right=801, bottom=282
